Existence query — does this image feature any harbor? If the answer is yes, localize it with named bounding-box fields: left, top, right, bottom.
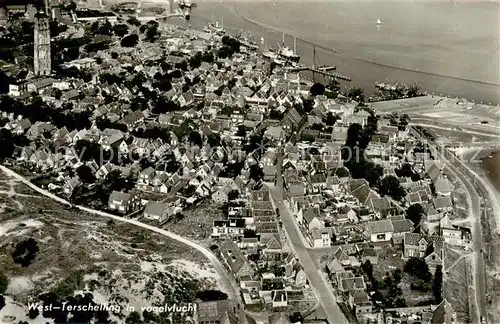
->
left=188, top=2, right=500, bottom=105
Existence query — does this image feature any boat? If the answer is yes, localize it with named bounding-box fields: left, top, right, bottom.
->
left=278, top=46, right=300, bottom=63
left=377, top=18, right=382, bottom=25
left=263, top=48, right=278, bottom=60
left=273, top=58, right=286, bottom=66
left=240, top=39, right=259, bottom=51
left=278, top=35, right=300, bottom=63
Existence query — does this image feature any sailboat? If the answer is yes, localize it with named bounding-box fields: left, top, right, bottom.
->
left=376, top=18, right=382, bottom=25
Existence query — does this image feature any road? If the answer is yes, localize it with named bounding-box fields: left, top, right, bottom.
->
left=271, top=146, right=349, bottom=324
left=411, top=127, right=487, bottom=322
left=0, top=165, right=240, bottom=303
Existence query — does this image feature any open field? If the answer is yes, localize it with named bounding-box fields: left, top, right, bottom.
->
left=444, top=255, right=477, bottom=324
left=160, top=200, right=224, bottom=245
left=0, top=170, right=223, bottom=322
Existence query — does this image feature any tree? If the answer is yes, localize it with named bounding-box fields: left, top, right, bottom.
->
left=76, top=165, right=95, bottom=184
left=243, top=229, right=257, bottom=238
left=121, top=34, right=139, bottom=47
left=0, top=129, right=15, bottom=160
left=346, top=85, right=364, bottom=102
left=0, top=272, right=7, bottom=294
left=127, top=16, right=141, bottom=27
left=396, top=163, right=420, bottom=181
left=0, top=295, right=4, bottom=311
left=344, top=123, right=363, bottom=148
left=249, top=164, right=264, bottom=183
left=406, top=203, right=424, bottom=227
left=227, top=190, right=239, bottom=201
left=75, top=139, right=101, bottom=162
left=202, top=51, right=214, bottom=63
left=334, top=167, right=350, bottom=178
left=379, top=175, right=406, bottom=201
left=324, top=112, right=338, bottom=126
left=327, top=79, right=340, bottom=92
left=145, top=25, right=159, bottom=42
left=112, top=24, right=128, bottom=37
left=392, top=268, right=402, bottom=285
left=310, top=82, right=325, bottom=96
left=196, top=290, right=228, bottom=302
left=404, top=257, right=432, bottom=282
left=125, top=311, right=142, bottom=324
left=28, top=307, right=39, bottom=319
left=236, top=125, right=247, bottom=138
left=66, top=1, right=77, bottom=11
left=361, top=260, right=374, bottom=280
left=407, top=84, right=421, bottom=98
left=188, top=52, right=202, bottom=69
left=11, top=238, right=39, bottom=267
left=290, top=312, right=303, bottom=323
left=433, top=265, right=443, bottom=303
left=188, top=131, right=202, bottom=147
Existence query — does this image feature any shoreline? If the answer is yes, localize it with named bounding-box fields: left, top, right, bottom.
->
left=236, top=13, right=500, bottom=88
left=190, top=3, right=500, bottom=105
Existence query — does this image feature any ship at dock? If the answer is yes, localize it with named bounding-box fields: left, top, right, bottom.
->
left=277, top=34, right=300, bottom=63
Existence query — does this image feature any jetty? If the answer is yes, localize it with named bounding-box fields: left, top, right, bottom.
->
left=283, top=46, right=351, bottom=81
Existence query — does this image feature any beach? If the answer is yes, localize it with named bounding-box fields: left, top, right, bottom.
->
left=187, top=1, right=500, bottom=104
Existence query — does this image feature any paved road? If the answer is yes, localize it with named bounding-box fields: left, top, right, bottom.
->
left=411, top=127, right=487, bottom=322
left=271, top=147, right=349, bottom=324
left=0, top=165, right=240, bottom=303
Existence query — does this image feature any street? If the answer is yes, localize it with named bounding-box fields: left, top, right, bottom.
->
left=271, top=146, right=349, bottom=324
left=411, top=127, right=487, bottom=322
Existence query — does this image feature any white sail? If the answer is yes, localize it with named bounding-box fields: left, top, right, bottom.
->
left=377, top=18, right=382, bottom=25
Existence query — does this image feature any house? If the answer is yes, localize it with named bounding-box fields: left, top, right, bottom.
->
left=299, top=207, right=324, bottom=231
left=350, top=179, right=380, bottom=206
left=295, top=268, right=307, bottom=288
left=281, top=107, right=302, bottom=134
left=433, top=196, right=453, bottom=213
left=262, top=234, right=282, bottom=260
left=197, top=300, right=237, bottom=324
left=11, top=119, right=31, bottom=135
left=326, top=259, right=345, bottom=275
left=271, top=290, right=288, bottom=308
left=435, top=177, right=453, bottom=196
left=311, top=228, right=334, bottom=247
left=108, top=191, right=140, bottom=214
left=440, top=216, right=472, bottom=249
left=403, top=233, right=444, bottom=270
left=63, top=177, right=82, bottom=197
left=212, top=185, right=234, bottom=205
left=333, top=247, right=351, bottom=267
left=391, top=218, right=414, bottom=245
left=348, top=290, right=373, bottom=317
left=429, top=299, right=457, bottom=324
left=365, top=219, right=394, bottom=242
left=339, top=276, right=366, bottom=295
left=264, top=125, right=285, bottom=142
left=143, top=201, right=168, bottom=222
left=360, top=247, right=378, bottom=265
left=369, top=197, right=396, bottom=218
left=219, top=239, right=254, bottom=280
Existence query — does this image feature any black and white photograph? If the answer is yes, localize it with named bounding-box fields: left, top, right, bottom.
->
left=0, top=0, right=498, bottom=323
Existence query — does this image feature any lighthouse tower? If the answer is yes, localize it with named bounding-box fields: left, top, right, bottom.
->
left=34, top=12, right=51, bottom=76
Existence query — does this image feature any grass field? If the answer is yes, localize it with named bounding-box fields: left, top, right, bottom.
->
left=0, top=170, right=222, bottom=321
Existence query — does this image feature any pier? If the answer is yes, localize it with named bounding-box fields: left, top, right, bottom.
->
left=286, top=65, right=351, bottom=81
left=284, top=45, right=351, bottom=81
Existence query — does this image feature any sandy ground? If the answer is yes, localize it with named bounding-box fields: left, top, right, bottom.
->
left=0, top=168, right=223, bottom=322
